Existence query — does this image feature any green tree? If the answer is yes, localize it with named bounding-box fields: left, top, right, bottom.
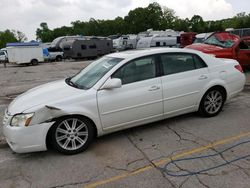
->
left=160, top=7, right=176, bottom=29
left=36, top=22, right=53, bottom=42
left=190, top=15, right=206, bottom=33
left=0, top=29, right=18, bottom=49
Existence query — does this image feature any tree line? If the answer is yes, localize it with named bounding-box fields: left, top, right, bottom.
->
left=1, top=2, right=250, bottom=49
left=36, top=2, right=250, bottom=42
left=0, top=30, right=27, bottom=49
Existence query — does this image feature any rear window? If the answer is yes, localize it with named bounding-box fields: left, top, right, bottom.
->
left=160, top=53, right=207, bottom=75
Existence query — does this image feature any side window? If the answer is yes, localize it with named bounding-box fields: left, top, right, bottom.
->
left=161, top=53, right=206, bottom=75
left=81, top=45, right=86, bottom=50
left=113, top=56, right=156, bottom=85
left=239, top=40, right=250, bottom=50
left=89, top=44, right=96, bottom=49
left=193, top=55, right=207, bottom=69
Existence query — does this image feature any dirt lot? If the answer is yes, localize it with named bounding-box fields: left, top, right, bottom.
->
left=0, top=61, right=250, bottom=188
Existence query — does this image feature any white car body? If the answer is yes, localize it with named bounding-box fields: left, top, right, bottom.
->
left=2, top=48, right=246, bottom=153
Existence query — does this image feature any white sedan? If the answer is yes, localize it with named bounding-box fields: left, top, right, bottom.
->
left=2, top=48, right=246, bottom=154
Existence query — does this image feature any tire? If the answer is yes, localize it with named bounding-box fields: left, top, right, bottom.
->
left=31, top=59, right=38, bottom=66
left=198, top=87, right=226, bottom=117
left=56, top=56, right=62, bottom=62
left=51, top=116, right=95, bottom=155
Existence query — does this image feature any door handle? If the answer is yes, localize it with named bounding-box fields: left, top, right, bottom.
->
left=148, top=85, right=160, bottom=91
left=198, top=75, right=208, bottom=80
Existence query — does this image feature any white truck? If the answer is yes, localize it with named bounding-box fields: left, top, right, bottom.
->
left=0, top=50, right=7, bottom=62
left=6, top=43, right=44, bottom=65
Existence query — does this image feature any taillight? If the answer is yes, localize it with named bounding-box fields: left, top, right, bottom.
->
left=234, top=65, right=244, bottom=73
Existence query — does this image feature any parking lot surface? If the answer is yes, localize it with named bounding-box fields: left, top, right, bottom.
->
left=0, top=61, right=250, bottom=188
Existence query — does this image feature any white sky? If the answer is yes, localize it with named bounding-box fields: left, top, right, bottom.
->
left=0, top=0, right=249, bottom=40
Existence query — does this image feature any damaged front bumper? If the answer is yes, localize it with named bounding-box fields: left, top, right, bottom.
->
left=3, top=121, right=54, bottom=153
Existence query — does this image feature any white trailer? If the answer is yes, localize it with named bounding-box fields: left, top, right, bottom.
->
left=113, top=35, right=137, bottom=51
left=6, top=45, right=44, bottom=65
left=136, top=29, right=181, bottom=49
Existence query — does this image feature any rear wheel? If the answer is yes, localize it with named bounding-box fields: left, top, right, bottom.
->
left=51, top=116, right=94, bottom=155
left=199, top=88, right=225, bottom=117
left=31, top=59, right=38, bottom=65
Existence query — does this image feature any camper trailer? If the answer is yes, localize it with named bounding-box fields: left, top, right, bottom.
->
left=136, top=29, right=181, bottom=49
left=62, top=37, right=113, bottom=59
left=50, top=35, right=85, bottom=50
left=113, top=35, right=137, bottom=51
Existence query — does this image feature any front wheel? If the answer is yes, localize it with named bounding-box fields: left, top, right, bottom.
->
left=198, top=88, right=225, bottom=117
left=56, top=56, right=62, bottom=62
left=51, top=116, right=94, bottom=155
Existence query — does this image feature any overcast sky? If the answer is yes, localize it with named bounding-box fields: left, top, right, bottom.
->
left=0, top=0, right=249, bottom=40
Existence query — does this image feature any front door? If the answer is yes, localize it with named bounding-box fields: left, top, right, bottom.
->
left=97, top=55, right=163, bottom=130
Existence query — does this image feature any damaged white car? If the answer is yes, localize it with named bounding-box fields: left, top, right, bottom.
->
left=3, top=48, right=245, bottom=154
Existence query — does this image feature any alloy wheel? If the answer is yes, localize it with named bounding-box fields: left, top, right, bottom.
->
left=55, top=118, right=88, bottom=151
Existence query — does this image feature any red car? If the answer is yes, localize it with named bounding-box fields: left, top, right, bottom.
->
left=186, top=32, right=250, bottom=68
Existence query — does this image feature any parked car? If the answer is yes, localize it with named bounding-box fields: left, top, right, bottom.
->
left=0, top=50, right=8, bottom=62
left=3, top=48, right=245, bottom=154
left=48, top=47, right=64, bottom=61
left=185, top=32, right=250, bottom=68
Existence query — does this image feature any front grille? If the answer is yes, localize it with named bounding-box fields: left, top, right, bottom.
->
left=3, top=110, right=12, bottom=126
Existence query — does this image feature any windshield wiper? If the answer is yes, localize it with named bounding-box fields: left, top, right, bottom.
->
left=65, top=78, right=80, bottom=89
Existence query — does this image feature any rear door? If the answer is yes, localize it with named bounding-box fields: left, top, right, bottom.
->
left=160, top=53, right=210, bottom=117
left=97, top=55, right=163, bottom=130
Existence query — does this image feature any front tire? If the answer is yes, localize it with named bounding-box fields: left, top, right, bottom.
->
left=56, top=56, right=62, bottom=62
left=51, top=116, right=94, bottom=155
left=199, top=88, right=225, bottom=117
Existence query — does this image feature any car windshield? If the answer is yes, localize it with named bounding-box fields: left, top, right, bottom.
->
left=204, top=34, right=237, bottom=48
left=67, top=56, right=123, bottom=89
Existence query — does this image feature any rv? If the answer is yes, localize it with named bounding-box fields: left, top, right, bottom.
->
left=113, top=35, right=137, bottom=51
left=193, top=32, right=213, bottom=44
left=136, top=29, right=181, bottom=49
left=6, top=42, right=44, bottom=65
left=62, top=37, right=113, bottom=59
left=50, top=35, right=85, bottom=50
left=226, top=28, right=250, bottom=38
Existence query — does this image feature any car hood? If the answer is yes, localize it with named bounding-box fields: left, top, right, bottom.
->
left=185, top=43, right=223, bottom=53
left=8, top=79, right=82, bottom=115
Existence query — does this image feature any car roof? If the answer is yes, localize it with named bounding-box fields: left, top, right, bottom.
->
left=107, top=48, right=202, bottom=59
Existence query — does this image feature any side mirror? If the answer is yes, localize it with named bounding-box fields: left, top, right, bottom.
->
left=101, top=78, right=122, bottom=90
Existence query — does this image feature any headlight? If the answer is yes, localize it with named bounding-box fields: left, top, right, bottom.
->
left=10, top=113, right=34, bottom=127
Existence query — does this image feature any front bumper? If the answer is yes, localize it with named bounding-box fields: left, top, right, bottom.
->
left=3, top=121, right=54, bottom=153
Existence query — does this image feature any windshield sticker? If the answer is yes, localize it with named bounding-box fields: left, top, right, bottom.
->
left=102, top=63, right=112, bottom=69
